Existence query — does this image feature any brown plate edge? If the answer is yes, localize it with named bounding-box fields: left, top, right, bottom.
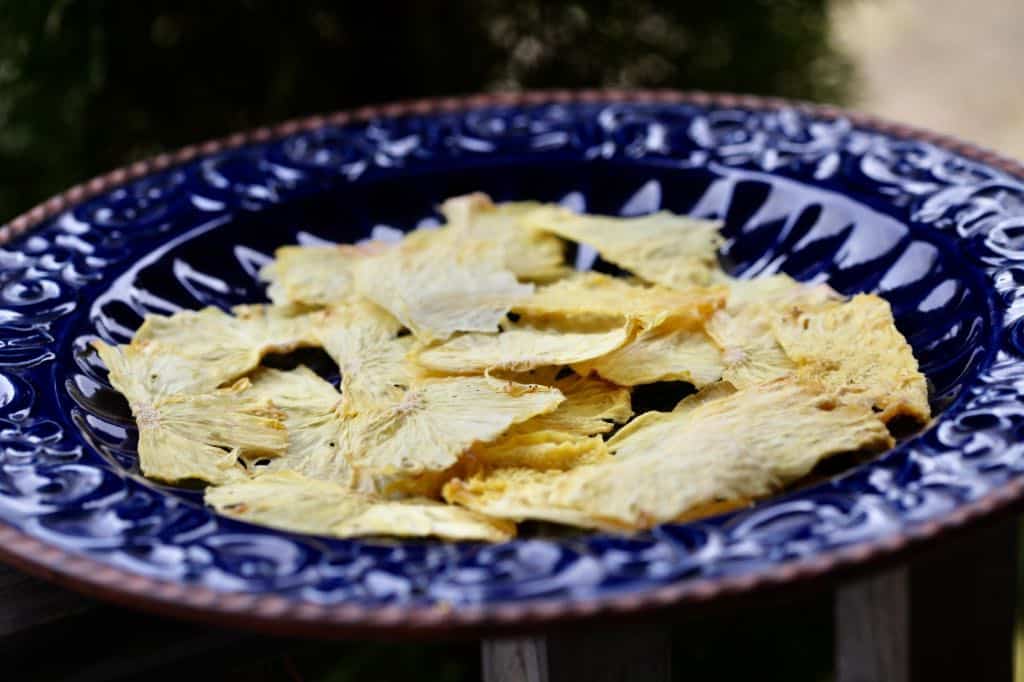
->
left=2, top=88, right=1022, bottom=640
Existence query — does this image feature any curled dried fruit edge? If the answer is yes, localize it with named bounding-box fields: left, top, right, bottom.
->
left=93, top=192, right=931, bottom=542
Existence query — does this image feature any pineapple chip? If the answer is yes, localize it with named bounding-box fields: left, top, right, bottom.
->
left=445, top=378, right=893, bottom=530
left=354, top=235, right=534, bottom=342
left=440, top=192, right=569, bottom=282
left=772, top=294, right=931, bottom=423
left=525, top=206, right=724, bottom=288
left=413, top=321, right=634, bottom=375
left=93, top=341, right=286, bottom=484
left=259, top=243, right=388, bottom=308
left=513, top=271, right=725, bottom=327
left=207, top=470, right=513, bottom=542
left=128, top=304, right=320, bottom=395
left=469, top=367, right=631, bottom=470
left=93, top=192, right=930, bottom=542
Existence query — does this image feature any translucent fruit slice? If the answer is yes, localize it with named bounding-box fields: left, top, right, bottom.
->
left=513, top=271, right=725, bottom=327
left=314, top=297, right=413, bottom=414
left=134, top=380, right=287, bottom=485
left=206, top=470, right=513, bottom=542
left=446, top=378, right=893, bottom=530
left=526, top=206, right=724, bottom=288
left=355, top=239, right=534, bottom=342
left=443, top=467, right=621, bottom=531
left=259, top=243, right=387, bottom=308
left=771, top=293, right=931, bottom=422
left=241, top=366, right=355, bottom=487
left=440, top=193, right=568, bottom=281
left=414, top=322, right=634, bottom=374
left=705, top=275, right=839, bottom=389
left=342, top=376, right=564, bottom=474
left=573, top=321, right=723, bottom=387
left=115, top=305, right=319, bottom=397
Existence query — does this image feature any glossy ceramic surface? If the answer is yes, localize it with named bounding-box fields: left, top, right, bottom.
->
left=1, top=91, right=1023, bottom=636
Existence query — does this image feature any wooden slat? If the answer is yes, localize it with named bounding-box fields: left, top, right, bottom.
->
left=835, top=566, right=910, bottom=682
left=908, top=518, right=1017, bottom=681
left=836, top=517, right=1018, bottom=682
left=482, top=624, right=671, bottom=682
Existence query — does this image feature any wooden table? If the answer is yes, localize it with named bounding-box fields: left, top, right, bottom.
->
left=1, top=517, right=1016, bottom=681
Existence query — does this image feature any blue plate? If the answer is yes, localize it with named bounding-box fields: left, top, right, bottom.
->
left=1, top=91, right=1022, bottom=636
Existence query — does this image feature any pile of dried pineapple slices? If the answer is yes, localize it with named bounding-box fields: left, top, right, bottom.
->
left=94, top=193, right=930, bottom=542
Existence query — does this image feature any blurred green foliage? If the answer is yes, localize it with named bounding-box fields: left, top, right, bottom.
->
left=0, top=0, right=852, bottom=220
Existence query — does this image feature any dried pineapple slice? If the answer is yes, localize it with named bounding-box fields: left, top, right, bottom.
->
left=440, top=193, right=568, bottom=281
left=354, top=238, right=534, bottom=342
left=342, top=376, right=564, bottom=474
left=92, top=346, right=287, bottom=484
left=240, top=366, right=355, bottom=486
left=720, top=273, right=839, bottom=308
left=564, top=378, right=893, bottom=527
left=447, top=378, right=892, bottom=530
left=603, top=381, right=738, bottom=456
left=243, top=367, right=461, bottom=497
left=414, top=322, right=633, bottom=374
left=526, top=206, right=724, bottom=288
left=705, top=275, right=838, bottom=389
left=500, top=367, right=633, bottom=435
left=771, top=294, right=931, bottom=422
left=469, top=369, right=630, bottom=470
left=443, top=467, right=620, bottom=531
left=574, top=321, right=723, bottom=387
left=259, top=244, right=387, bottom=308
left=706, top=311, right=795, bottom=389
left=513, top=271, right=726, bottom=327
left=124, top=305, right=319, bottom=396
left=471, top=430, right=610, bottom=470
left=206, top=470, right=513, bottom=542
left=315, top=298, right=413, bottom=414
left=337, top=499, right=514, bottom=541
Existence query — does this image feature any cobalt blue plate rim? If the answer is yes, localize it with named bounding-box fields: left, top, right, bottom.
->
left=1, top=90, right=1023, bottom=637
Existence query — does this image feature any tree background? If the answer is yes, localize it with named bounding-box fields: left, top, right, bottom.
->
left=0, top=1, right=852, bottom=221
left=0, top=2, right=851, bottom=680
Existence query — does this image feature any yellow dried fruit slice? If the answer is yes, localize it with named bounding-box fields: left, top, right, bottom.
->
left=471, top=430, right=610, bottom=470
left=447, top=378, right=892, bottom=530
left=563, top=378, right=893, bottom=528
left=513, top=271, right=726, bottom=327
left=414, top=322, right=633, bottom=374
left=469, top=369, right=630, bottom=470
left=720, top=273, right=838, bottom=309
left=342, top=376, right=564, bottom=474
left=441, top=193, right=568, bottom=281
left=573, top=321, right=723, bottom=387
left=443, top=467, right=621, bottom=531
left=706, top=310, right=795, bottom=389
left=314, top=298, right=413, bottom=414
left=259, top=244, right=387, bottom=308
left=243, top=367, right=461, bottom=497
left=502, top=367, right=632, bottom=435
left=526, top=206, right=724, bottom=288
left=771, top=294, right=931, bottom=422
left=603, top=381, right=737, bottom=459
left=206, top=470, right=513, bottom=542
left=337, top=500, right=514, bottom=542
left=241, top=367, right=355, bottom=486
left=705, top=276, right=840, bottom=389
left=122, top=305, right=319, bottom=396
left=132, top=379, right=287, bottom=485
left=355, top=239, right=534, bottom=342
